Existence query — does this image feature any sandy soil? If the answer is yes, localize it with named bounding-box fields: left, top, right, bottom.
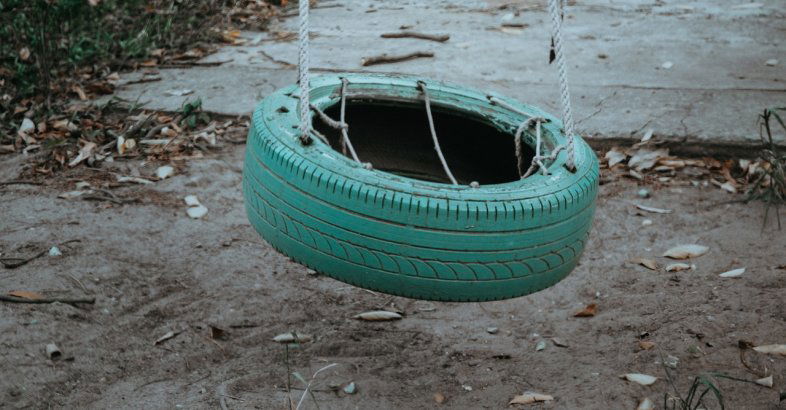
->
left=1, top=144, right=785, bottom=410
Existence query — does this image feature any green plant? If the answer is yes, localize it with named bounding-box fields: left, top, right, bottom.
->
left=180, top=98, right=210, bottom=129
left=661, top=352, right=761, bottom=410
left=745, top=107, right=786, bottom=228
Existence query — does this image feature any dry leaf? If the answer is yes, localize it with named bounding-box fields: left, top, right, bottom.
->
left=663, top=244, right=708, bottom=259
left=719, top=268, right=745, bottom=278
left=19, top=118, right=35, bottom=134
left=659, top=159, right=685, bottom=168
left=58, top=190, right=87, bottom=199
left=628, top=148, right=669, bottom=171
left=755, top=375, right=773, bottom=388
left=353, top=311, right=403, bottom=321
left=509, top=392, right=553, bottom=405
left=52, top=119, right=77, bottom=132
left=666, top=263, right=692, bottom=272
left=68, top=142, right=96, bottom=167
left=622, top=373, right=657, bottom=386
left=574, top=303, right=597, bottom=317
left=71, top=85, right=87, bottom=101
left=640, top=129, right=654, bottom=143
left=154, top=330, right=179, bottom=345
left=552, top=338, right=569, bottom=347
left=605, top=147, right=628, bottom=168
left=719, top=182, right=737, bottom=193
left=117, top=176, right=153, bottom=185
left=635, top=204, right=673, bottom=214
left=272, top=332, right=312, bottom=343
left=633, top=258, right=659, bottom=271
left=9, top=290, right=44, bottom=300
left=638, top=340, right=655, bottom=350
left=753, top=344, right=786, bottom=356
left=164, top=89, right=194, bottom=97
left=637, top=397, right=655, bottom=410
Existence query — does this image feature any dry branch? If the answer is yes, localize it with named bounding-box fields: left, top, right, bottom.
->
left=360, top=51, right=434, bottom=66
left=380, top=31, right=450, bottom=42
left=0, top=295, right=95, bottom=305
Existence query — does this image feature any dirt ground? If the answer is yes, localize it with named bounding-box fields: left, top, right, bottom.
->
left=1, top=142, right=785, bottom=410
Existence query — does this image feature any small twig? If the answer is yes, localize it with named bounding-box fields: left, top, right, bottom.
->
left=0, top=249, right=47, bottom=269
left=144, top=124, right=168, bottom=140
left=380, top=31, right=450, bottom=42
left=360, top=51, right=434, bottom=66
left=257, top=50, right=295, bottom=68
left=120, top=77, right=162, bottom=86
left=0, top=295, right=96, bottom=305
left=157, top=60, right=232, bottom=69
left=63, top=273, right=89, bottom=294
left=1, top=239, right=80, bottom=269
left=0, top=180, right=43, bottom=186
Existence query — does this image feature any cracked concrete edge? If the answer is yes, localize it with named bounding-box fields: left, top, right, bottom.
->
left=584, top=134, right=782, bottom=159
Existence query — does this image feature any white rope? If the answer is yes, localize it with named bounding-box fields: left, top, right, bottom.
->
left=297, top=0, right=311, bottom=143
left=295, top=0, right=579, bottom=179
left=548, top=0, right=577, bottom=171
left=339, top=78, right=361, bottom=162
left=418, top=82, right=459, bottom=185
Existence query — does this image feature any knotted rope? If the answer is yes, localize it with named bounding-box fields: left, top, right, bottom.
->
left=295, top=0, right=579, bottom=182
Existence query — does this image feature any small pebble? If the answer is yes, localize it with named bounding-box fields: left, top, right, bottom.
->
left=48, top=246, right=62, bottom=257
left=462, top=385, right=473, bottom=392
left=637, top=188, right=650, bottom=198
left=486, top=327, right=498, bottom=334
left=343, top=382, right=357, bottom=395
left=661, top=61, right=674, bottom=69
left=641, top=219, right=653, bottom=226
left=434, top=392, right=446, bottom=404
left=765, top=59, right=778, bottom=66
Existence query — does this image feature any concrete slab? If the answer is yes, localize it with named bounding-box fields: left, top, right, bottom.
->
left=109, top=0, right=786, bottom=154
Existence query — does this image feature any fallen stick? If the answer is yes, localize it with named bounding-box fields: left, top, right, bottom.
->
left=1, top=239, right=81, bottom=269
left=0, top=180, right=43, bottom=186
left=380, top=32, right=450, bottom=42
left=157, top=60, right=232, bottom=69
left=0, top=250, right=47, bottom=269
left=120, top=77, right=162, bottom=86
left=0, top=295, right=96, bottom=305
left=361, top=51, right=434, bottom=66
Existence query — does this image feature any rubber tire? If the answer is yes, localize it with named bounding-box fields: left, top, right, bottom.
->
left=243, top=74, right=599, bottom=302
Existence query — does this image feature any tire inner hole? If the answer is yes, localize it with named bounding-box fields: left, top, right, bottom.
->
left=313, top=99, right=536, bottom=185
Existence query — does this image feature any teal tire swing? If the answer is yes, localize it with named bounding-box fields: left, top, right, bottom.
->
left=242, top=0, right=599, bottom=302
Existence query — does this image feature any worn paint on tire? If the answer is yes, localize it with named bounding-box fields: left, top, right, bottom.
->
left=243, top=74, right=599, bottom=301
